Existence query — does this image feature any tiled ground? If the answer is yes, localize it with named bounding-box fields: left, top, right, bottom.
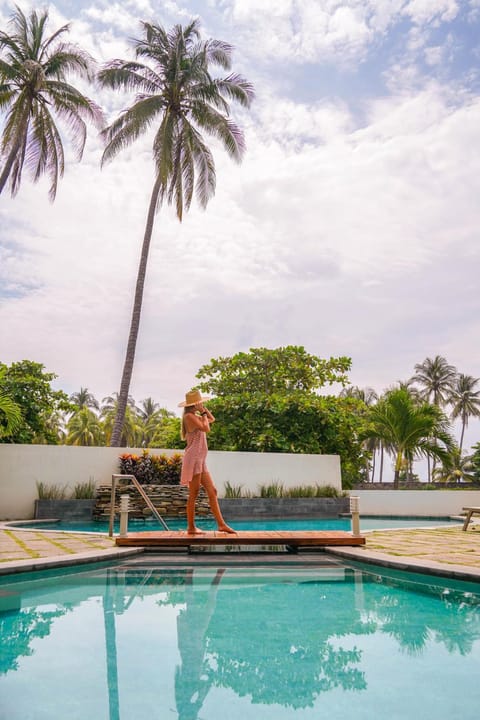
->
left=0, top=528, right=116, bottom=563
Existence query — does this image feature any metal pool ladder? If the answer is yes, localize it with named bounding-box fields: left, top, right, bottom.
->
left=109, top=473, right=170, bottom=536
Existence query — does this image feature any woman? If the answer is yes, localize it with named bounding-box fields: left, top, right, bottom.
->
left=179, top=389, right=235, bottom=534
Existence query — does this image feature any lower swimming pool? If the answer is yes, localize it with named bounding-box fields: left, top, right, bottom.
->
left=12, top=515, right=461, bottom=533
left=1, top=558, right=479, bottom=719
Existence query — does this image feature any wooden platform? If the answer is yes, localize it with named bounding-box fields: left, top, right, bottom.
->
left=115, top=530, right=366, bottom=549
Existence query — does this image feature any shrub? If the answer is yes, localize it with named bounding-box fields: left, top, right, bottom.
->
left=224, top=481, right=244, bottom=498
left=258, top=482, right=284, bottom=498
left=119, top=451, right=182, bottom=484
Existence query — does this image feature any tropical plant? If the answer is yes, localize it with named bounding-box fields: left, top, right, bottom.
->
left=65, top=407, right=104, bottom=446
left=101, top=393, right=141, bottom=446
left=98, top=19, right=254, bottom=446
left=0, top=6, right=103, bottom=199
left=69, top=387, right=100, bottom=411
left=410, top=356, right=457, bottom=407
left=449, top=374, right=480, bottom=451
left=0, top=367, right=22, bottom=439
left=360, top=388, right=456, bottom=488
left=431, top=448, right=476, bottom=485
left=0, top=360, right=71, bottom=443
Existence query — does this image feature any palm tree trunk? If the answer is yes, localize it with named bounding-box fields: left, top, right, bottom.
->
left=459, top=414, right=466, bottom=452
left=379, top=444, right=384, bottom=483
left=110, top=174, right=163, bottom=447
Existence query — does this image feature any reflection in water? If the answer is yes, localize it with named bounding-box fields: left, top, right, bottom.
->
left=1, top=563, right=480, bottom=719
left=175, top=568, right=225, bottom=720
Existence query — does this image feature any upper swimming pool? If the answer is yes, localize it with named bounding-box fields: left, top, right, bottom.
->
left=1, top=557, right=479, bottom=720
left=12, top=515, right=461, bottom=533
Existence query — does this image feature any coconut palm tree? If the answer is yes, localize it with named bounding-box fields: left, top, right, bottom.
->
left=69, top=387, right=100, bottom=411
left=98, top=19, right=254, bottom=446
left=410, top=356, right=457, bottom=407
left=410, top=356, right=457, bottom=481
left=432, top=447, right=476, bottom=485
left=0, top=391, right=22, bottom=439
left=0, top=6, right=103, bottom=199
left=361, top=388, right=456, bottom=488
left=449, top=374, right=480, bottom=452
left=66, top=407, right=104, bottom=446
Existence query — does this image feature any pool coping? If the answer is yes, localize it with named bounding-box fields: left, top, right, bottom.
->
left=2, top=520, right=480, bottom=582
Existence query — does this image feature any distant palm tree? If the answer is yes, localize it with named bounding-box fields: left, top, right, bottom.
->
left=340, top=386, right=378, bottom=481
left=449, top=374, right=480, bottom=451
left=69, top=387, right=100, bottom=411
left=361, top=388, right=455, bottom=488
left=98, top=19, right=254, bottom=446
left=101, top=393, right=141, bottom=447
left=410, top=356, right=457, bottom=481
left=0, top=6, right=103, bottom=199
left=432, top=447, right=476, bottom=484
left=410, top=356, right=457, bottom=407
left=66, top=407, right=104, bottom=446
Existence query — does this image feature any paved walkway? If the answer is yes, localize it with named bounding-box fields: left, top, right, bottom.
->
left=1, top=524, right=480, bottom=579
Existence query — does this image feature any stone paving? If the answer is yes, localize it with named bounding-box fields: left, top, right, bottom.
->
left=1, top=523, right=480, bottom=577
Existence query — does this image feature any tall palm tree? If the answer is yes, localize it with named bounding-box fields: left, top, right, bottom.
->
left=410, top=356, right=457, bottom=407
left=69, top=387, right=100, bottom=411
left=98, top=19, right=254, bottom=446
left=0, top=6, right=103, bottom=199
left=449, top=374, right=480, bottom=451
left=410, top=356, right=457, bottom=481
left=361, top=388, right=455, bottom=488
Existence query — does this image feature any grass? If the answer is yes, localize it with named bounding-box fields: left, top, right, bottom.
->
left=36, top=481, right=68, bottom=500
left=72, top=479, right=97, bottom=499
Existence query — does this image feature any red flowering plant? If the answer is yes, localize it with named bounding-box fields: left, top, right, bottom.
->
left=119, top=451, right=181, bottom=484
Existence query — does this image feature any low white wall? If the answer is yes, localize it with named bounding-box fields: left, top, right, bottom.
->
left=0, top=445, right=341, bottom=520
left=350, top=490, right=480, bottom=516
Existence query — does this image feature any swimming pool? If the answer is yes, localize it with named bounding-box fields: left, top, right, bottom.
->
left=12, top=515, right=461, bottom=533
left=1, top=558, right=479, bottom=719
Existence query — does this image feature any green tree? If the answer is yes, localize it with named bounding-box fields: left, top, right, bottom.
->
left=361, top=388, right=456, bottom=488
left=66, top=407, right=105, bottom=446
left=0, top=360, right=71, bottom=443
left=0, top=6, right=103, bottom=199
left=101, top=393, right=141, bottom=447
left=196, top=347, right=362, bottom=487
left=198, top=346, right=351, bottom=396
left=449, top=374, right=480, bottom=451
left=98, top=19, right=254, bottom=446
left=470, top=442, right=480, bottom=484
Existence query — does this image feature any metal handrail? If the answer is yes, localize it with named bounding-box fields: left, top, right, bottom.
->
left=109, top=473, right=170, bottom=536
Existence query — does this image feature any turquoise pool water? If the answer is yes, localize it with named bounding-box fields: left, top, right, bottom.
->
left=1, top=559, right=479, bottom=719
left=15, top=516, right=461, bottom=533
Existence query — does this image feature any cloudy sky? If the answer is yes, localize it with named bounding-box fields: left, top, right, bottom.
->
left=1, top=0, right=480, bottom=451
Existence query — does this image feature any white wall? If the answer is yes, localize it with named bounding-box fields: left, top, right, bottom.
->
left=350, top=490, right=480, bottom=516
left=0, top=445, right=341, bottom=520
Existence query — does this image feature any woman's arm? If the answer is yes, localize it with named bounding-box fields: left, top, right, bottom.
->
left=183, top=409, right=212, bottom=433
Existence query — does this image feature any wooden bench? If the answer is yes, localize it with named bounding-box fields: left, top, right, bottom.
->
left=462, top=507, right=480, bottom=531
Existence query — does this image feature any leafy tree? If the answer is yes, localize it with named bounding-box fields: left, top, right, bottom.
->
left=98, top=19, right=254, bottom=446
left=0, top=6, right=103, bottom=199
left=0, top=360, right=71, bottom=443
left=449, top=374, right=480, bottom=451
left=469, top=442, right=480, bottom=485
left=198, top=346, right=351, bottom=396
left=195, top=347, right=362, bottom=487
left=360, top=388, right=456, bottom=488
left=101, top=394, right=141, bottom=447
left=66, top=407, right=105, bottom=446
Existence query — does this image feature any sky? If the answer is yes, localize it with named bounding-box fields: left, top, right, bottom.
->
left=1, top=0, right=480, bottom=454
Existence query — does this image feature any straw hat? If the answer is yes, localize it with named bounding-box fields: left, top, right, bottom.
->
left=178, top=389, right=211, bottom=407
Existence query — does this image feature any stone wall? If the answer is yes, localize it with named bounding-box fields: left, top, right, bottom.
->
left=219, top=497, right=349, bottom=519
left=93, top=483, right=212, bottom=520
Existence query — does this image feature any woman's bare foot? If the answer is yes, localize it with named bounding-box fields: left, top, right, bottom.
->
left=187, top=526, right=205, bottom=534
left=217, top=524, right=236, bottom=534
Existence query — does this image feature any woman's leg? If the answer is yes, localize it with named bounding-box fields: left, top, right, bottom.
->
left=186, top=474, right=204, bottom=533
left=201, top=472, right=236, bottom=533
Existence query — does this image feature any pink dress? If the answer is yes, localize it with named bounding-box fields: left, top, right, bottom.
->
left=180, top=428, right=208, bottom=485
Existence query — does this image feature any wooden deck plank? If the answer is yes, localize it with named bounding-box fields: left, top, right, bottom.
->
left=115, top=530, right=365, bottom=548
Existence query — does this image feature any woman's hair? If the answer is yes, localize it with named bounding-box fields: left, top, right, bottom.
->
left=180, top=406, right=196, bottom=441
